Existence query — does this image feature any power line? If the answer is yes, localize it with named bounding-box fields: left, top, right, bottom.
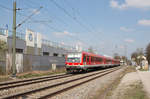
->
left=16, top=0, right=91, bottom=49
left=25, top=0, right=69, bottom=27
left=49, top=0, right=93, bottom=33
left=16, top=6, right=43, bottom=28
left=0, top=2, right=81, bottom=48
left=22, top=0, right=89, bottom=45
left=0, top=3, right=12, bottom=11
left=62, top=0, right=102, bottom=36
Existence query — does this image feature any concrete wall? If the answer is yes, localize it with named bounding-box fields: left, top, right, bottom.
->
left=7, top=37, right=26, bottom=53
left=42, top=44, right=67, bottom=57
left=23, top=54, right=65, bottom=71
left=2, top=53, right=65, bottom=74
left=7, top=37, right=67, bottom=57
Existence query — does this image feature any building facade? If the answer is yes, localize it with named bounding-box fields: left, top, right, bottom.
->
left=0, top=28, right=77, bottom=57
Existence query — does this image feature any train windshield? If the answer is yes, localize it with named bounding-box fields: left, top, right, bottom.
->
left=67, top=53, right=82, bottom=63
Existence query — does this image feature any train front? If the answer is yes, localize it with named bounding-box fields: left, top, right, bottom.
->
left=65, top=52, right=83, bottom=72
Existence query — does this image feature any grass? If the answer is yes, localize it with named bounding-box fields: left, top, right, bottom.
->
left=139, top=68, right=149, bottom=71
left=0, top=68, right=66, bottom=82
left=16, top=68, right=66, bottom=79
left=0, top=75, right=12, bottom=82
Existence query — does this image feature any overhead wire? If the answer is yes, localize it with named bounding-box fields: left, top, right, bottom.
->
left=22, top=0, right=89, bottom=46
left=48, top=0, right=99, bottom=50
left=25, top=0, right=69, bottom=27
left=49, top=0, right=94, bottom=33
left=62, top=0, right=102, bottom=39
left=0, top=1, right=90, bottom=50
left=0, top=3, right=12, bottom=11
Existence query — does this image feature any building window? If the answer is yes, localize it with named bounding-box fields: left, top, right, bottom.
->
left=53, top=53, right=58, bottom=56
left=62, top=54, right=65, bottom=57
left=43, top=52, right=49, bottom=56
left=16, top=48, right=23, bottom=53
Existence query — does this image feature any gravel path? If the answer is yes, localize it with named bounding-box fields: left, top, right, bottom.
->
left=109, top=72, right=141, bottom=99
left=138, top=71, right=150, bottom=98
left=49, top=66, right=126, bottom=99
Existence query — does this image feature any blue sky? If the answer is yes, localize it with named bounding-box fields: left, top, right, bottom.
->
left=1, top=0, right=150, bottom=58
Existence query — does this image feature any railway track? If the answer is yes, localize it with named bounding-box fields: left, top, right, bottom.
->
left=0, top=66, right=122, bottom=99
left=0, top=73, right=74, bottom=90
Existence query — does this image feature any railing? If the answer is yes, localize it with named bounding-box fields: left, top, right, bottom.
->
left=42, top=39, right=77, bottom=51
left=0, top=28, right=78, bottom=51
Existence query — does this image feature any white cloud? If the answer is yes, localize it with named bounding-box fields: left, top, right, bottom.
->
left=138, top=19, right=150, bottom=26
left=110, top=0, right=150, bottom=9
left=120, top=27, right=134, bottom=32
left=53, top=30, right=75, bottom=37
left=110, top=0, right=126, bottom=9
left=124, top=38, right=135, bottom=43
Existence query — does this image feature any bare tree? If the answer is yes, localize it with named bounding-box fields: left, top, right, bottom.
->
left=131, top=48, right=144, bottom=66
left=88, top=46, right=95, bottom=54
left=113, top=53, right=121, bottom=60
left=131, top=52, right=138, bottom=63
left=146, top=43, right=150, bottom=64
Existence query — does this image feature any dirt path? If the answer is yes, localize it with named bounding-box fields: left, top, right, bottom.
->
left=109, top=72, right=141, bottom=99
left=108, top=71, right=149, bottom=99
left=138, top=71, right=150, bottom=98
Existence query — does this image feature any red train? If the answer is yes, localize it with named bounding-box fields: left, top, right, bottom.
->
left=65, top=51, right=120, bottom=73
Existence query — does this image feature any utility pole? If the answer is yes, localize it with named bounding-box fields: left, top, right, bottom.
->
left=12, top=1, right=16, bottom=77
left=11, top=1, right=42, bottom=77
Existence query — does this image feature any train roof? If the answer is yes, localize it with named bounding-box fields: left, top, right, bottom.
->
left=67, top=51, right=120, bottom=61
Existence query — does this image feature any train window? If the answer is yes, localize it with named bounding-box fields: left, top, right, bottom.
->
left=91, top=56, right=94, bottom=62
left=67, top=57, right=81, bottom=63
left=91, top=57, right=93, bottom=62
left=98, top=57, right=103, bottom=62
left=106, top=59, right=112, bottom=63
left=67, top=53, right=82, bottom=63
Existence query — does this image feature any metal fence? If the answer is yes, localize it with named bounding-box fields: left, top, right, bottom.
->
left=42, top=39, right=76, bottom=51
left=0, top=53, right=66, bottom=75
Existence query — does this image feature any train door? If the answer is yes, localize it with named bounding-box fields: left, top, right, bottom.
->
left=86, top=56, right=90, bottom=65
left=83, top=54, right=86, bottom=65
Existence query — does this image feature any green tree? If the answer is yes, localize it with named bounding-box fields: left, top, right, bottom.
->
left=0, top=40, right=7, bottom=61
left=0, top=40, right=7, bottom=51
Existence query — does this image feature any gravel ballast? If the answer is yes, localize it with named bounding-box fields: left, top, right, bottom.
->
left=50, top=66, right=126, bottom=99
left=0, top=67, right=118, bottom=98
